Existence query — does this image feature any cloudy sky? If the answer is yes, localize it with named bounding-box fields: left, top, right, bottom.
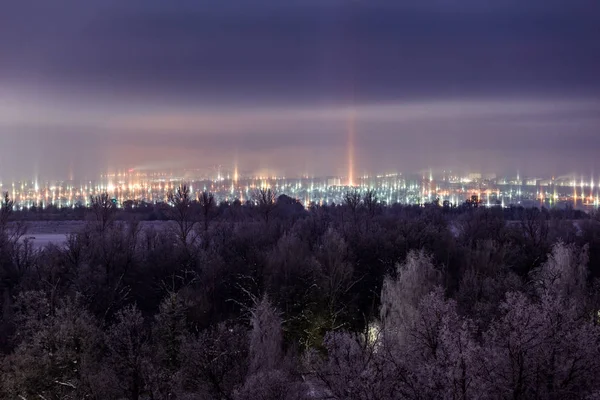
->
left=1, top=0, right=599, bottom=180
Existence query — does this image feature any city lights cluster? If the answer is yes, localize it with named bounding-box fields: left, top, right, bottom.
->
left=1, top=169, right=599, bottom=211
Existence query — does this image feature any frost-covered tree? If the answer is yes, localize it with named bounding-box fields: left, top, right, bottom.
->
left=307, top=331, right=398, bottom=400
left=106, top=304, right=149, bottom=400
left=481, top=292, right=600, bottom=399
left=236, top=369, right=308, bottom=400
left=1, top=292, right=106, bottom=399
left=249, top=295, right=283, bottom=375
left=531, top=242, right=589, bottom=301
left=400, top=288, right=481, bottom=400
left=380, top=250, right=442, bottom=344
left=144, top=292, right=188, bottom=398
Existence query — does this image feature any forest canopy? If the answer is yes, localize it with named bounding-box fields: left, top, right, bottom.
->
left=1, top=188, right=600, bottom=399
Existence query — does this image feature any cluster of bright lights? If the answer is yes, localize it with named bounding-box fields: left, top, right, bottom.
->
left=1, top=170, right=599, bottom=211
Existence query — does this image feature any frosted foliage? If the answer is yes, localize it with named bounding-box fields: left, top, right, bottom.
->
left=249, top=295, right=283, bottom=375
left=314, top=285, right=600, bottom=399
left=311, top=289, right=482, bottom=400
left=106, top=305, right=148, bottom=400
left=309, top=331, right=396, bottom=400
left=482, top=292, right=600, bottom=399
left=532, top=242, right=589, bottom=298
left=236, top=370, right=308, bottom=400
left=1, top=294, right=105, bottom=399
left=380, top=250, right=442, bottom=341
left=399, top=288, right=481, bottom=399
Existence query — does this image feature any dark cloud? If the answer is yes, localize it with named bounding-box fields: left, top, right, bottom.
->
left=0, top=1, right=599, bottom=180
left=1, top=0, right=599, bottom=103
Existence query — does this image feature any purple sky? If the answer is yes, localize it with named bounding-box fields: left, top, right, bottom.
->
left=1, top=0, right=599, bottom=180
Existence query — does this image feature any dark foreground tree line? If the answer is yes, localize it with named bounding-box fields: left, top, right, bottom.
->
left=1, top=187, right=600, bottom=399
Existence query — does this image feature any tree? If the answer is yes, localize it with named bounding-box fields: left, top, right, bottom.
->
left=106, top=305, right=149, bottom=400
left=380, top=250, right=442, bottom=345
left=177, top=322, right=248, bottom=399
left=0, top=192, right=13, bottom=232
left=363, top=189, right=379, bottom=219
left=166, top=184, right=197, bottom=248
left=249, top=295, right=283, bottom=375
left=519, top=207, right=550, bottom=249
left=90, top=192, right=117, bottom=233
left=481, top=292, right=600, bottom=399
left=307, top=331, right=398, bottom=400
left=456, top=240, right=523, bottom=328
left=400, top=288, right=481, bottom=399
left=236, top=369, right=308, bottom=400
left=343, top=190, right=361, bottom=225
left=253, top=187, right=277, bottom=225
left=143, top=292, right=188, bottom=398
left=265, top=233, right=320, bottom=345
left=198, top=190, right=216, bottom=232
left=1, top=292, right=106, bottom=399
left=0, top=192, right=26, bottom=251
left=530, top=242, right=589, bottom=301
left=315, top=228, right=355, bottom=331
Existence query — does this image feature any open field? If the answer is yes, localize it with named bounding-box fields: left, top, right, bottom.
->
left=15, top=221, right=172, bottom=249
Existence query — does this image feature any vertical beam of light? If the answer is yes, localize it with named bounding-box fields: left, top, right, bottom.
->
left=232, top=153, right=239, bottom=193
left=347, top=106, right=355, bottom=187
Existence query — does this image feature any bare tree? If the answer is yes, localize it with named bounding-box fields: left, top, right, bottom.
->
left=166, top=184, right=196, bottom=247
left=252, top=187, right=277, bottom=224
left=90, top=192, right=116, bottom=233
left=0, top=192, right=13, bottom=231
left=344, top=190, right=361, bottom=226
left=198, top=191, right=216, bottom=232
left=519, top=207, right=549, bottom=249
left=177, top=323, right=248, bottom=399
left=316, top=228, right=355, bottom=330
left=344, top=190, right=361, bottom=214
left=0, top=192, right=27, bottom=251
left=362, top=189, right=379, bottom=218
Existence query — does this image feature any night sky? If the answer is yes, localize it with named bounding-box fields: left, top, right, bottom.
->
left=1, top=0, right=599, bottom=180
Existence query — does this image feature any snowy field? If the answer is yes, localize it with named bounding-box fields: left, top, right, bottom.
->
left=22, top=234, right=69, bottom=249
left=15, top=221, right=171, bottom=249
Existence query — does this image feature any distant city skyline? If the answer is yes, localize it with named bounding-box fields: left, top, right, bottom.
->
left=2, top=168, right=600, bottom=212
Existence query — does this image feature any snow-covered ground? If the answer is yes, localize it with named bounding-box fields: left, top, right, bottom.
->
left=22, top=234, right=69, bottom=249
left=14, top=220, right=171, bottom=249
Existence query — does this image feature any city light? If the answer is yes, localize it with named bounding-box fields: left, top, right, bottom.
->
left=0, top=169, right=596, bottom=211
